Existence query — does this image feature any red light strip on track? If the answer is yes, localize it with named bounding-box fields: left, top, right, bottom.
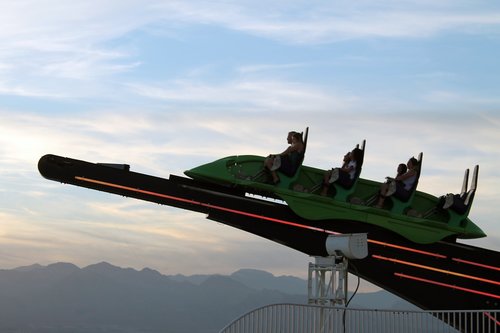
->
left=76, top=176, right=494, bottom=271
left=373, top=255, right=500, bottom=286
left=75, top=176, right=327, bottom=233
left=483, top=312, right=500, bottom=326
left=395, top=273, right=500, bottom=299
left=368, top=239, right=447, bottom=258
left=452, top=258, right=500, bottom=272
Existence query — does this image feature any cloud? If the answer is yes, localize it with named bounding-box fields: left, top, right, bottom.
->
left=126, top=78, right=357, bottom=113
left=1, top=0, right=499, bottom=277
left=0, top=1, right=153, bottom=98
left=151, top=1, right=500, bottom=43
left=0, top=194, right=309, bottom=276
left=0, top=0, right=498, bottom=103
left=2, top=107, right=500, bottom=279
left=237, top=63, right=308, bottom=74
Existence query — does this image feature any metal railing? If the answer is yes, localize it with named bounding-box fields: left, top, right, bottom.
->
left=220, top=303, right=499, bottom=333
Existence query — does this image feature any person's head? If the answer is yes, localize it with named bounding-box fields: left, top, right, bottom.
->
left=287, top=131, right=297, bottom=144
left=291, top=132, right=303, bottom=144
left=343, top=152, right=351, bottom=162
left=407, top=157, right=418, bottom=169
left=397, top=163, right=407, bottom=175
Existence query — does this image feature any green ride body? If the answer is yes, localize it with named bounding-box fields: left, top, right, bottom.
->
left=185, top=155, right=486, bottom=244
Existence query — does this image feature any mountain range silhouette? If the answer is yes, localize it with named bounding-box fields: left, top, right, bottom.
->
left=0, top=262, right=414, bottom=333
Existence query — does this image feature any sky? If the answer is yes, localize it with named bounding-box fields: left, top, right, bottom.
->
left=1, top=0, right=500, bottom=290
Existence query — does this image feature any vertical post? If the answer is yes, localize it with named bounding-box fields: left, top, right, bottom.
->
left=308, top=255, right=348, bottom=307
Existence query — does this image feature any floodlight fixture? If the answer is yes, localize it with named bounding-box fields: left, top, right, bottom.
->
left=325, top=233, right=368, bottom=259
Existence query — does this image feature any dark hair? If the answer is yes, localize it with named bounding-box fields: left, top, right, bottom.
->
left=397, top=163, right=407, bottom=176
left=292, top=132, right=303, bottom=143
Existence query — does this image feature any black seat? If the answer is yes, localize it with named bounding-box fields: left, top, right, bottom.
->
left=330, top=140, right=366, bottom=201
left=340, top=139, right=365, bottom=190
left=442, top=165, right=478, bottom=215
left=284, top=127, right=308, bottom=177
left=297, top=127, right=309, bottom=169
left=393, top=152, right=422, bottom=202
left=390, top=152, right=423, bottom=214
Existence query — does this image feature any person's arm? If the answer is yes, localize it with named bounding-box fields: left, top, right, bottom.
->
left=395, top=169, right=416, bottom=181
left=340, top=161, right=355, bottom=173
left=278, top=145, right=292, bottom=156
left=280, top=142, right=302, bottom=156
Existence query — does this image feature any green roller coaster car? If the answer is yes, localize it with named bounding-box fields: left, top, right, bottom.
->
left=185, top=131, right=485, bottom=244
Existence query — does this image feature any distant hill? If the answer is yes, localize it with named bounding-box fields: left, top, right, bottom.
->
left=171, top=268, right=307, bottom=295
left=0, top=262, right=415, bottom=333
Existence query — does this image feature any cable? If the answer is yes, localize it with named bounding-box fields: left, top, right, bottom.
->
left=343, top=262, right=361, bottom=333
left=346, top=262, right=361, bottom=307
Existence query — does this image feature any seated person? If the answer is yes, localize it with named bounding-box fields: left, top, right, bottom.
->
left=320, top=147, right=362, bottom=196
left=264, top=131, right=304, bottom=184
left=375, top=157, right=418, bottom=208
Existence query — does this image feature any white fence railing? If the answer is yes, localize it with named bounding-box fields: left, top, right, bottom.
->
left=220, top=303, right=499, bottom=333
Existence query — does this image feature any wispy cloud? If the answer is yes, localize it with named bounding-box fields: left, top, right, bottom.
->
left=126, top=78, right=357, bottom=112
left=2, top=108, right=500, bottom=276
left=237, top=63, right=308, bottom=74
left=1, top=0, right=499, bottom=277
left=423, top=90, right=500, bottom=106
left=150, top=1, right=500, bottom=42
left=1, top=0, right=499, bottom=98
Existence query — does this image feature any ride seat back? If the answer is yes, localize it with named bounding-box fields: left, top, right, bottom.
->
left=296, top=127, right=309, bottom=168
left=445, top=165, right=478, bottom=228
left=451, top=165, right=478, bottom=216
left=277, top=127, right=309, bottom=188
left=353, top=139, right=365, bottom=184
left=390, top=152, right=423, bottom=214
left=463, top=189, right=475, bottom=207
left=334, top=140, right=366, bottom=201
left=399, top=153, right=422, bottom=202
left=464, top=165, right=478, bottom=207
